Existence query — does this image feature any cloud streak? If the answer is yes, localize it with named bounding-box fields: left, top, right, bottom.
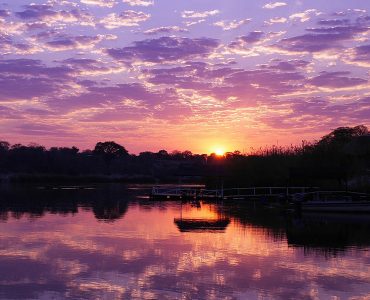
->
left=122, top=0, right=154, bottom=6
left=107, top=37, right=219, bottom=63
left=263, top=2, right=287, bottom=9
left=80, top=0, right=117, bottom=8
left=182, top=10, right=219, bottom=19
left=100, top=11, right=150, bottom=28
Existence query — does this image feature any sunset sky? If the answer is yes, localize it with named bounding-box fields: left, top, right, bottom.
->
left=0, top=0, right=369, bottom=154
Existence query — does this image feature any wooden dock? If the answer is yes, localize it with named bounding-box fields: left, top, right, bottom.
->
left=150, top=186, right=318, bottom=201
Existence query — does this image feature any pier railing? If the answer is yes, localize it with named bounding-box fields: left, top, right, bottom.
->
left=151, top=186, right=199, bottom=198
left=151, top=186, right=319, bottom=200
left=222, top=187, right=318, bottom=199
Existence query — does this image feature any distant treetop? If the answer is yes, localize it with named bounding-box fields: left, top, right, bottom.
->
left=319, top=125, right=368, bottom=146
left=93, top=141, right=129, bottom=158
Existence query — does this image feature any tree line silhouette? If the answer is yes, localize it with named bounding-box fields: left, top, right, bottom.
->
left=0, top=125, right=369, bottom=190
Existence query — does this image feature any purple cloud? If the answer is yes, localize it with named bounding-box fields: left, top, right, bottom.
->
left=107, top=37, right=219, bottom=63
left=100, top=11, right=150, bottom=29
left=0, top=75, right=61, bottom=101
left=261, top=95, right=370, bottom=132
left=308, top=71, right=367, bottom=88
left=143, top=26, right=188, bottom=35
left=45, top=35, right=107, bottom=50
left=276, top=17, right=370, bottom=53
left=0, top=59, right=72, bottom=101
left=278, top=34, right=343, bottom=53
left=0, top=35, right=13, bottom=48
left=0, top=9, right=10, bottom=18
left=225, top=69, right=305, bottom=95
left=0, top=59, right=71, bottom=77
left=14, top=123, right=79, bottom=137
left=241, top=31, right=264, bottom=43
left=16, top=4, right=93, bottom=26
left=317, top=19, right=350, bottom=26
left=16, top=4, right=55, bottom=19
left=229, top=31, right=264, bottom=49
left=30, top=29, right=115, bottom=51
left=61, top=58, right=124, bottom=75
left=50, top=82, right=177, bottom=113
left=352, top=44, right=370, bottom=64
left=267, top=59, right=310, bottom=71
left=0, top=105, right=19, bottom=119
left=143, top=60, right=308, bottom=109
left=144, top=64, right=213, bottom=90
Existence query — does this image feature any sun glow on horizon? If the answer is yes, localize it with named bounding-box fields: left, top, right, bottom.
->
left=214, top=148, right=225, bottom=156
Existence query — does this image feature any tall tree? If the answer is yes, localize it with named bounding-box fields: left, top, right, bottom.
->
left=94, top=141, right=128, bottom=158
left=0, top=141, right=10, bottom=152
left=93, top=141, right=129, bottom=174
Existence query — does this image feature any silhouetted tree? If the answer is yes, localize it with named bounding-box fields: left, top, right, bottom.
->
left=94, top=141, right=129, bottom=174
left=94, top=141, right=128, bottom=157
left=0, top=141, right=10, bottom=152
left=318, top=125, right=368, bottom=147
left=50, top=146, right=79, bottom=155
left=157, top=149, right=169, bottom=158
left=139, top=151, right=156, bottom=159
left=182, top=150, right=193, bottom=159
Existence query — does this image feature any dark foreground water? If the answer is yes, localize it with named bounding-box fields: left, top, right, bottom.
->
left=0, top=184, right=369, bottom=299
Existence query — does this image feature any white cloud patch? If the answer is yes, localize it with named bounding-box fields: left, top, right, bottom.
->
left=213, top=19, right=251, bottom=31
left=265, top=17, right=287, bottom=25
left=80, top=0, right=117, bottom=8
left=100, top=11, right=150, bottom=29
left=184, top=19, right=205, bottom=27
left=45, top=11, right=94, bottom=27
left=42, top=34, right=116, bottom=51
left=263, top=2, right=287, bottom=9
left=289, top=9, right=321, bottom=22
left=182, top=10, right=219, bottom=19
left=122, top=0, right=154, bottom=6
left=143, top=26, right=188, bottom=35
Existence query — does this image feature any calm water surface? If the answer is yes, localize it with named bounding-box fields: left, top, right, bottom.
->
left=0, top=184, right=369, bottom=299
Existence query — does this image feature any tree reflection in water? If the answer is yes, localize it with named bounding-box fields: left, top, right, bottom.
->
left=0, top=184, right=131, bottom=222
left=222, top=200, right=370, bottom=255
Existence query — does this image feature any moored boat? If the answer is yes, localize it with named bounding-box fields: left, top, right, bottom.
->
left=294, top=191, right=370, bottom=212
left=174, top=218, right=230, bottom=232
left=300, top=200, right=370, bottom=212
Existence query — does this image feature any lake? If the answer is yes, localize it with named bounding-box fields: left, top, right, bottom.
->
left=0, top=184, right=369, bottom=299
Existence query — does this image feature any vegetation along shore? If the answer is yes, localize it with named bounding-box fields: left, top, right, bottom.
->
left=1, top=125, right=369, bottom=192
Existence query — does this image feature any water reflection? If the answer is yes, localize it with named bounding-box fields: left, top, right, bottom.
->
left=174, top=201, right=230, bottom=232
left=0, top=184, right=131, bottom=222
left=0, top=185, right=369, bottom=299
left=286, top=212, right=370, bottom=256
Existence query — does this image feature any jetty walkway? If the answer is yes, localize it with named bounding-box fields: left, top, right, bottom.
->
left=150, top=186, right=318, bottom=201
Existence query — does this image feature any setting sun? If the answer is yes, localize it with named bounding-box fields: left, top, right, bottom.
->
left=214, top=148, right=225, bottom=156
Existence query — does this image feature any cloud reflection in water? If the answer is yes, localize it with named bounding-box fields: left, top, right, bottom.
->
left=0, top=186, right=369, bottom=299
